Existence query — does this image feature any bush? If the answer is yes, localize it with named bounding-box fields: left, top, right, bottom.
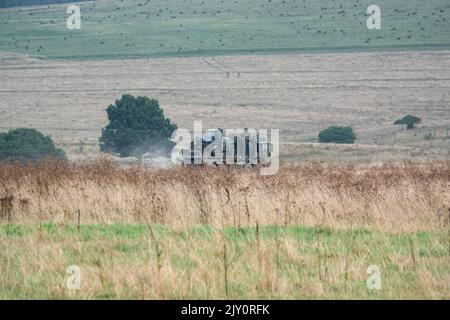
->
left=318, top=126, right=357, bottom=144
left=0, top=128, right=66, bottom=162
left=99, top=94, right=177, bottom=158
left=394, top=115, right=421, bottom=130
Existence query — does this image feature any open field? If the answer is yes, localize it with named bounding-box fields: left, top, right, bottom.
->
left=0, top=0, right=449, bottom=59
left=1, top=1, right=449, bottom=162
left=2, top=160, right=450, bottom=230
left=1, top=223, right=449, bottom=299
left=1, top=0, right=450, bottom=302
left=1, top=50, right=450, bottom=162
left=0, top=160, right=449, bottom=299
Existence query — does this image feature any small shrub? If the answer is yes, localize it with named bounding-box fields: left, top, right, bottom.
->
left=318, top=126, right=356, bottom=144
left=394, top=115, right=421, bottom=130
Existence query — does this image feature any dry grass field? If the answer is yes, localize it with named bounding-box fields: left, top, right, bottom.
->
left=1, top=50, right=450, bottom=162
left=1, top=160, right=449, bottom=230
left=0, top=160, right=449, bottom=299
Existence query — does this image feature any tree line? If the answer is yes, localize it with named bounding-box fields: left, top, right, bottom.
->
left=0, top=0, right=93, bottom=8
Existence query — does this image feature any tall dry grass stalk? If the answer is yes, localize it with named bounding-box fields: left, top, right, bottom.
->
left=1, top=159, right=449, bottom=299
left=0, top=159, right=449, bottom=232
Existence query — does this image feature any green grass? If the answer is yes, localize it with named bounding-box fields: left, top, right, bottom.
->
left=0, top=0, right=449, bottom=60
left=0, top=223, right=448, bottom=299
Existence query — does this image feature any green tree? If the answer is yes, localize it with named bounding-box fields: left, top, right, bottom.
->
left=100, top=94, right=177, bottom=158
left=318, top=126, right=357, bottom=144
left=0, top=128, right=66, bottom=162
left=394, top=115, right=421, bottom=130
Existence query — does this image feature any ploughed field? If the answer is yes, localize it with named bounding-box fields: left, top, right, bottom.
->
left=1, top=50, right=450, bottom=162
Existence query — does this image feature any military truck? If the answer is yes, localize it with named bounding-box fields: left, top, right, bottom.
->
left=183, top=128, right=273, bottom=166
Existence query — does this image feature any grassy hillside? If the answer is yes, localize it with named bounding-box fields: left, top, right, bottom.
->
left=0, top=0, right=449, bottom=60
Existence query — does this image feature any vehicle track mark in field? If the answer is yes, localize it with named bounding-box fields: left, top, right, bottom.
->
left=201, top=56, right=240, bottom=78
left=212, top=57, right=240, bottom=77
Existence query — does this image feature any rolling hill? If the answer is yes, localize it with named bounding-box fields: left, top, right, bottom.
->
left=0, top=0, right=449, bottom=60
left=0, top=0, right=93, bottom=8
